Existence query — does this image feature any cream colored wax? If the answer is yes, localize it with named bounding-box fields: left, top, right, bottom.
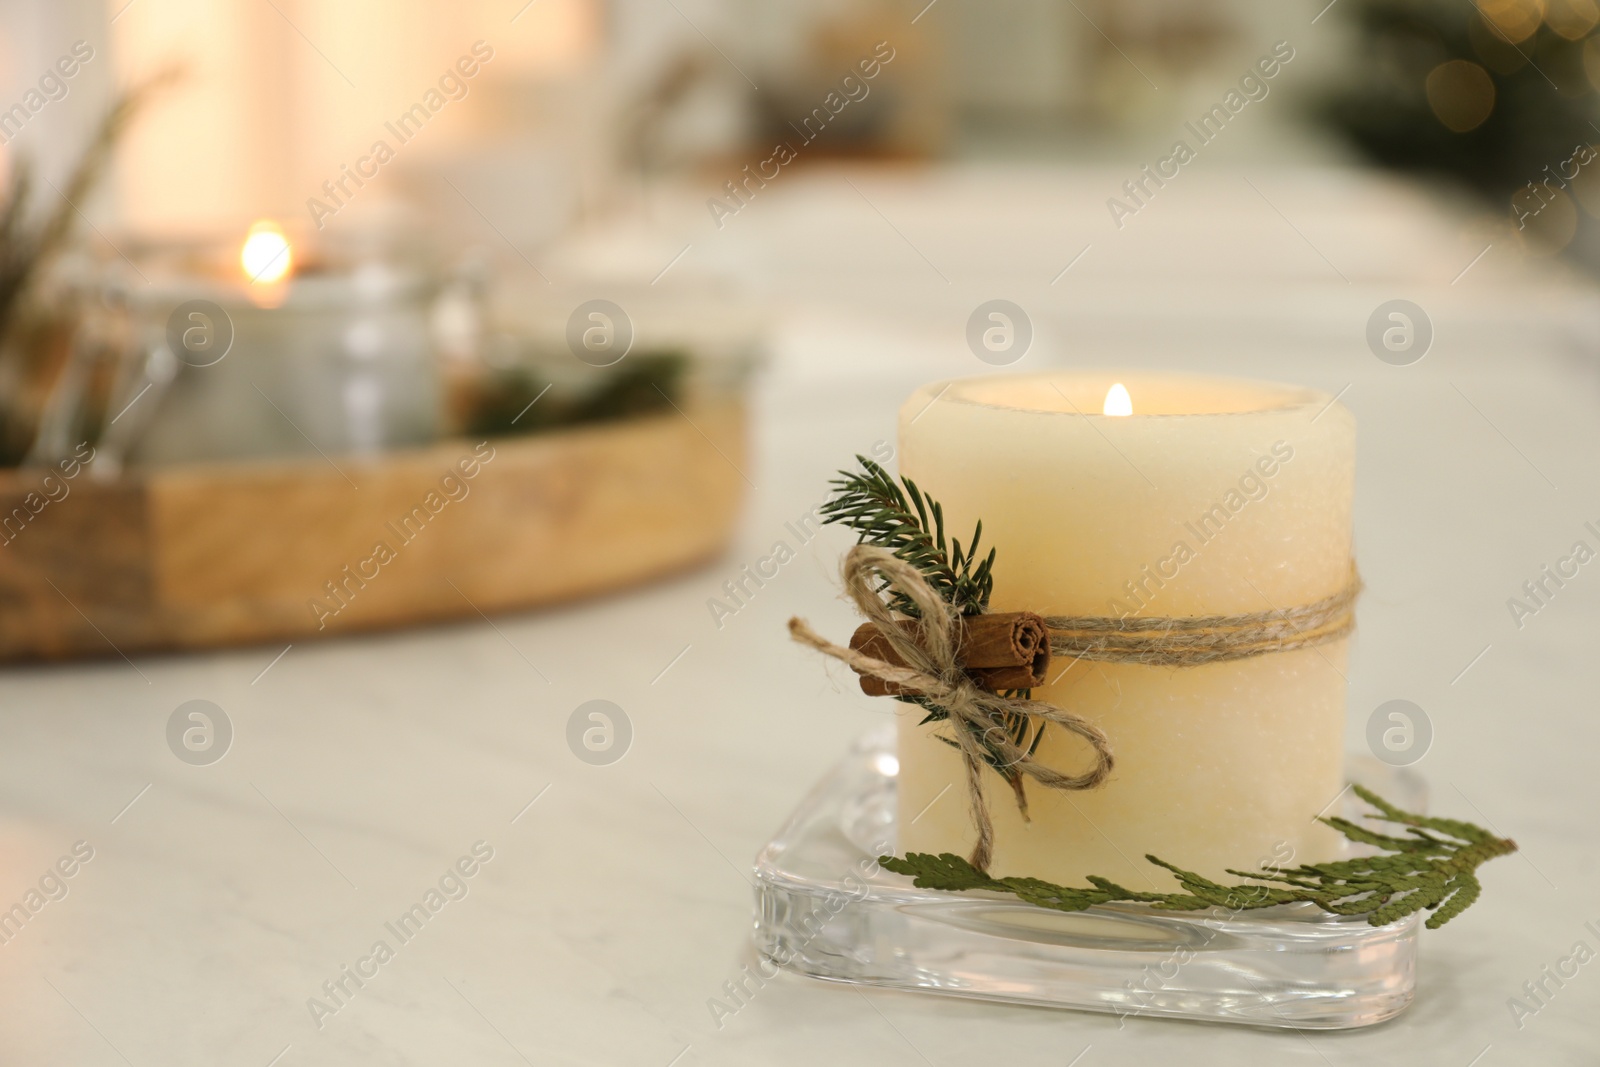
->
left=896, top=372, right=1355, bottom=887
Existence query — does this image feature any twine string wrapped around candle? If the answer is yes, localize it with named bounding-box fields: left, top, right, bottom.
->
left=788, top=545, right=1115, bottom=873
left=789, top=545, right=1363, bottom=874
left=1043, top=571, right=1362, bottom=667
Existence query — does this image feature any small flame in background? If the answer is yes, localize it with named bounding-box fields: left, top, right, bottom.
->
left=240, top=220, right=292, bottom=285
left=1103, top=382, right=1133, bottom=416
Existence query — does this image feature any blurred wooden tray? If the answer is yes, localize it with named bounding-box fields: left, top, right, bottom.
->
left=0, top=400, right=746, bottom=661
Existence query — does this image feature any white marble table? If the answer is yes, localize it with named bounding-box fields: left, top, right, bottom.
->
left=3, top=164, right=1598, bottom=1065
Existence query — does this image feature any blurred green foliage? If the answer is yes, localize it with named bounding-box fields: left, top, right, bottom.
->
left=1318, top=0, right=1597, bottom=199
left=464, top=351, right=690, bottom=439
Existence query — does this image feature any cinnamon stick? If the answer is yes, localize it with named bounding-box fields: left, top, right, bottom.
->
left=847, top=612, right=1051, bottom=696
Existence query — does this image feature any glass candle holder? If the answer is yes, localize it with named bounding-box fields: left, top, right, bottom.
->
left=95, top=228, right=445, bottom=469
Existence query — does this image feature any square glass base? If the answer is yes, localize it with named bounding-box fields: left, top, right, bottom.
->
left=753, top=727, right=1424, bottom=1030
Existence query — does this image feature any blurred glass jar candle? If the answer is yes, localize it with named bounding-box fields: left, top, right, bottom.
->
left=104, top=221, right=442, bottom=468
left=895, top=372, right=1355, bottom=887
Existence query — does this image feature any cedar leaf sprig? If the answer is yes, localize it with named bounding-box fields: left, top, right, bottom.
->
left=880, top=785, right=1517, bottom=929
left=819, top=456, right=995, bottom=618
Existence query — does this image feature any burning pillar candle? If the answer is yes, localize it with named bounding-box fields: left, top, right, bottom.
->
left=895, top=371, right=1355, bottom=886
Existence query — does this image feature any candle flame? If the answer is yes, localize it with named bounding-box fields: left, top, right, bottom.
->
left=1103, top=382, right=1133, bottom=416
left=240, top=220, right=292, bottom=285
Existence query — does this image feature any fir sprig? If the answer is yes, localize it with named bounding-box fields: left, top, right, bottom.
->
left=880, top=785, right=1517, bottom=929
left=819, top=456, right=995, bottom=617
left=819, top=456, right=1036, bottom=797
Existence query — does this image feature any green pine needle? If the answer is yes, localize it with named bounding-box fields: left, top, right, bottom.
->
left=819, top=455, right=1035, bottom=792
left=819, top=455, right=995, bottom=617
left=880, top=785, right=1517, bottom=929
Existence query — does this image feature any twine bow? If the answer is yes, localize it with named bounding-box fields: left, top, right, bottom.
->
left=788, top=545, right=1114, bottom=872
